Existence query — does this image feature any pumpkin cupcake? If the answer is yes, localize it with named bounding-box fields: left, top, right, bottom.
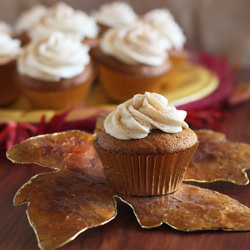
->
left=91, top=1, right=137, bottom=35
left=91, top=22, right=172, bottom=102
left=0, top=33, right=21, bottom=106
left=17, top=31, right=94, bottom=109
left=142, top=9, right=187, bottom=66
left=28, top=2, right=99, bottom=48
left=14, top=4, right=47, bottom=46
left=94, top=92, right=198, bottom=196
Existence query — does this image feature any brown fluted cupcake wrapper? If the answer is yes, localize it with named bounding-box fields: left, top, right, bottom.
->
left=95, top=143, right=198, bottom=196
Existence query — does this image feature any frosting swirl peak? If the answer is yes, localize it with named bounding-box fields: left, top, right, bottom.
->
left=91, top=1, right=137, bottom=27
left=100, top=22, right=171, bottom=66
left=18, top=31, right=90, bottom=81
left=143, top=9, right=186, bottom=50
left=104, top=92, right=189, bottom=140
left=15, top=5, right=47, bottom=34
left=29, top=2, right=98, bottom=41
left=0, top=33, right=21, bottom=64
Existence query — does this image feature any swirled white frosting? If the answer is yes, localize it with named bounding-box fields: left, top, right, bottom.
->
left=104, top=92, right=189, bottom=139
left=0, top=33, right=21, bottom=64
left=28, top=2, right=98, bottom=41
left=143, top=9, right=186, bottom=50
left=18, top=32, right=90, bottom=81
left=0, top=21, right=13, bottom=35
left=91, top=1, right=137, bottom=27
left=100, top=22, right=171, bottom=66
left=15, top=5, right=47, bottom=34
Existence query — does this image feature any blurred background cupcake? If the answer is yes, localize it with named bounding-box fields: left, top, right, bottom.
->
left=142, top=8, right=187, bottom=67
left=27, top=2, right=99, bottom=48
left=0, top=33, right=21, bottom=106
left=14, top=4, right=48, bottom=46
left=17, top=31, right=95, bottom=110
left=91, top=21, right=171, bottom=102
left=91, top=1, right=138, bottom=35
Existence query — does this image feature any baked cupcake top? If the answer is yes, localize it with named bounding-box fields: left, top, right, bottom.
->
left=28, top=2, right=99, bottom=41
left=18, top=31, right=90, bottom=81
left=0, top=33, right=21, bottom=65
left=100, top=22, right=171, bottom=66
left=0, top=21, right=13, bottom=36
left=14, top=5, right=47, bottom=35
left=143, top=9, right=186, bottom=50
left=95, top=93, right=197, bottom=154
left=104, top=92, right=188, bottom=140
left=91, top=1, right=137, bottom=28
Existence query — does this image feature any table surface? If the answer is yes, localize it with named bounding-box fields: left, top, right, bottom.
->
left=1, top=71, right=250, bottom=250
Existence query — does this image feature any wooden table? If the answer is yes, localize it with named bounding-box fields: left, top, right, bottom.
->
left=1, top=72, right=250, bottom=250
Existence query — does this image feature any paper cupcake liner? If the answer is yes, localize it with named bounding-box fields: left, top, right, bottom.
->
left=20, top=76, right=93, bottom=110
left=97, top=64, right=169, bottom=102
left=95, top=143, right=198, bottom=196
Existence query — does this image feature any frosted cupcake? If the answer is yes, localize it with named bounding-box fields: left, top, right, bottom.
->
left=142, top=9, right=187, bottom=66
left=28, top=2, right=99, bottom=48
left=91, top=1, right=137, bottom=35
left=17, top=32, right=94, bottom=109
left=91, top=22, right=171, bottom=102
left=94, top=92, right=198, bottom=196
left=0, top=33, right=21, bottom=106
left=14, top=4, right=47, bottom=46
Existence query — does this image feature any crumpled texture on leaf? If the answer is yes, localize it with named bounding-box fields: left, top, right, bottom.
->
left=6, top=129, right=250, bottom=250
left=7, top=130, right=106, bottom=182
left=119, top=183, right=250, bottom=231
left=14, top=171, right=116, bottom=250
left=185, top=129, right=250, bottom=185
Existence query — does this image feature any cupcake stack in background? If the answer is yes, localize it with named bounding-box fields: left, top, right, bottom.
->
left=0, top=1, right=198, bottom=110
left=0, top=29, right=21, bottom=106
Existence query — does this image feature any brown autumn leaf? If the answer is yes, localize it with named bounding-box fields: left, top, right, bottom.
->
left=228, top=82, right=250, bottom=106
left=119, top=183, right=250, bottom=231
left=185, top=129, right=250, bottom=185
left=14, top=170, right=116, bottom=250
left=6, top=129, right=250, bottom=250
left=7, top=130, right=106, bottom=182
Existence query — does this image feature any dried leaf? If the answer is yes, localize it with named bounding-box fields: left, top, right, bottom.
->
left=14, top=171, right=116, bottom=250
left=119, top=183, right=250, bottom=231
left=6, top=128, right=250, bottom=250
left=228, top=82, right=250, bottom=106
left=7, top=130, right=105, bottom=182
left=185, top=130, right=250, bottom=185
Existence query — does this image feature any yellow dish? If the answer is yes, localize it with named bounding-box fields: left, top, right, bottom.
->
left=0, top=62, right=218, bottom=123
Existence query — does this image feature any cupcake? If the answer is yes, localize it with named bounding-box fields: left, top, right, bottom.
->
left=91, top=22, right=171, bottom=102
left=17, top=31, right=94, bottom=109
left=94, top=92, right=198, bottom=196
left=142, top=9, right=187, bottom=66
left=0, top=33, right=21, bottom=106
left=14, top=4, right=48, bottom=46
left=91, top=1, right=137, bottom=35
left=28, top=2, right=99, bottom=48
